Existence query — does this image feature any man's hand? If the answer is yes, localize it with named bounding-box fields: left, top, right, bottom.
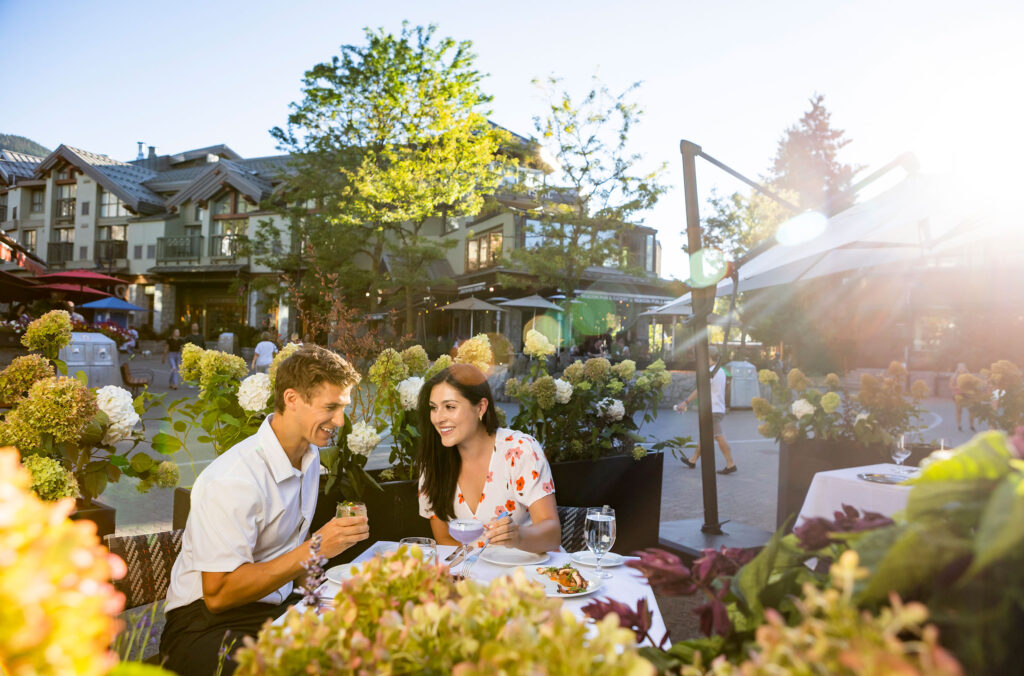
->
left=674, top=401, right=688, bottom=413
left=314, top=515, right=369, bottom=558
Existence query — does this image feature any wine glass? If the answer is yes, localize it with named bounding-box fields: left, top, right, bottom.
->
left=891, top=435, right=911, bottom=473
left=448, top=518, right=484, bottom=577
left=585, top=506, right=616, bottom=579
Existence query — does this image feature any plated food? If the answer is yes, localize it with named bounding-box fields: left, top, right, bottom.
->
left=536, top=564, right=590, bottom=594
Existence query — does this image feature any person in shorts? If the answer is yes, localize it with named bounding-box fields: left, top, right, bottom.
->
left=674, top=347, right=737, bottom=474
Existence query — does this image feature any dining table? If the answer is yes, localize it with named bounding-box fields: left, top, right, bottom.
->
left=796, top=462, right=915, bottom=525
left=277, top=541, right=668, bottom=647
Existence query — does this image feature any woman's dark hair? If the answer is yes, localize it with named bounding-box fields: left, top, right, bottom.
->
left=416, top=364, right=499, bottom=522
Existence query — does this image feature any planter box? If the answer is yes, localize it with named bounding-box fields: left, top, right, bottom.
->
left=72, top=499, right=116, bottom=539
left=550, top=451, right=664, bottom=555
left=777, top=439, right=933, bottom=530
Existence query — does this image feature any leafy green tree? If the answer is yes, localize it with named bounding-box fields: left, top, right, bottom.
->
left=267, top=23, right=510, bottom=333
left=506, top=77, right=667, bottom=300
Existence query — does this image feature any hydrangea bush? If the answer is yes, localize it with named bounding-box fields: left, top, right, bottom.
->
left=752, top=363, right=929, bottom=447
left=0, top=313, right=175, bottom=503
left=233, top=547, right=652, bottom=675
left=506, top=351, right=674, bottom=462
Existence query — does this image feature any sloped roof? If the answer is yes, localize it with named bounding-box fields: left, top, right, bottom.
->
left=164, top=158, right=274, bottom=210
left=0, top=150, right=44, bottom=185
left=142, top=164, right=213, bottom=191
left=168, top=144, right=241, bottom=164
left=35, top=145, right=165, bottom=214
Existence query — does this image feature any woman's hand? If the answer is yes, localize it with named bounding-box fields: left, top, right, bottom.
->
left=484, top=515, right=518, bottom=548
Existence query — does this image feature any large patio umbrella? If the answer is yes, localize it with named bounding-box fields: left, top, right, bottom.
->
left=81, top=297, right=148, bottom=312
left=32, top=283, right=112, bottom=301
left=439, top=296, right=503, bottom=335
left=0, top=270, right=46, bottom=301
left=35, top=270, right=125, bottom=286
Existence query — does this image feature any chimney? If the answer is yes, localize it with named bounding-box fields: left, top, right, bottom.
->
left=136, top=142, right=144, bottom=160
left=148, top=146, right=157, bottom=159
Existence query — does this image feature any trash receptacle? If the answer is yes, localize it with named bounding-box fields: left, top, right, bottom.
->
left=218, top=332, right=237, bottom=355
left=726, top=360, right=758, bottom=409
left=60, top=332, right=119, bottom=388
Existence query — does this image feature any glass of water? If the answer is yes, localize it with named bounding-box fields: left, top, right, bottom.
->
left=891, top=435, right=912, bottom=473
left=399, top=537, right=438, bottom=565
left=585, top=506, right=617, bottom=579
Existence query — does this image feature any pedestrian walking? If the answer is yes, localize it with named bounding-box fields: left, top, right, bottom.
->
left=251, top=331, right=278, bottom=373
left=163, top=328, right=184, bottom=390
left=675, top=347, right=737, bottom=474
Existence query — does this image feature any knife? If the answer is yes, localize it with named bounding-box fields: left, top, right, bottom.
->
left=444, top=544, right=466, bottom=562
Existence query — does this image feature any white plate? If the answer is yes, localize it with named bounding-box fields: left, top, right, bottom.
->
left=529, top=567, right=602, bottom=598
left=325, top=562, right=364, bottom=584
left=569, top=551, right=626, bottom=568
left=479, top=546, right=550, bottom=567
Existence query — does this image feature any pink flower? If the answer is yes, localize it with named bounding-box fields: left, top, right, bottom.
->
left=541, top=479, right=554, bottom=494
left=485, top=471, right=494, bottom=483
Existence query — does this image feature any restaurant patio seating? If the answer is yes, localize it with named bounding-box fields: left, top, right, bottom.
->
left=105, top=529, right=184, bottom=610
left=120, top=361, right=153, bottom=397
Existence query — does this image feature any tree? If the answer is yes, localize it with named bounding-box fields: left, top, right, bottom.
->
left=506, top=76, right=667, bottom=302
left=770, top=93, right=859, bottom=216
left=266, top=23, right=510, bottom=333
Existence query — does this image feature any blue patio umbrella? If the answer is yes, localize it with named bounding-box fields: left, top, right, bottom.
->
left=80, top=297, right=149, bottom=312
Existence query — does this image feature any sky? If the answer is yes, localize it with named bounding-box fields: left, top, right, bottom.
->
left=2, top=0, right=1022, bottom=281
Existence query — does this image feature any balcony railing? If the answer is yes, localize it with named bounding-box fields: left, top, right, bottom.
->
left=209, top=234, right=242, bottom=259
left=95, top=239, right=128, bottom=263
left=157, top=236, right=203, bottom=263
left=55, top=198, right=76, bottom=224
left=47, top=241, right=74, bottom=264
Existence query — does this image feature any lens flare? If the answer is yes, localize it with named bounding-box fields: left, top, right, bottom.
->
left=687, top=248, right=728, bottom=288
left=776, top=211, right=827, bottom=246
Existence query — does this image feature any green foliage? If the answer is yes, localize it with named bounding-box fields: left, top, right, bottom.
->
left=0, top=133, right=50, bottom=157
left=233, top=549, right=651, bottom=675
left=506, top=76, right=667, bottom=299
left=268, top=22, right=510, bottom=332
left=961, top=359, right=1024, bottom=433
left=507, top=356, right=670, bottom=462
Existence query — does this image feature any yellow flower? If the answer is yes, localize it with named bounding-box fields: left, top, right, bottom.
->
left=0, top=354, right=55, bottom=405
left=2, top=376, right=97, bottom=447
left=523, top=329, right=556, bottom=358
left=611, top=359, right=637, bottom=382
left=268, top=342, right=301, bottom=385
left=910, top=379, right=930, bottom=400
left=401, top=345, right=430, bottom=376
left=179, top=342, right=204, bottom=382
left=532, top=376, right=557, bottom=410
left=21, top=310, right=72, bottom=357
left=781, top=423, right=800, bottom=443
left=1, top=448, right=124, bottom=676
left=22, top=454, right=79, bottom=500
left=787, top=368, right=810, bottom=392
left=454, top=334, right=493, bottom=373
left=424, top=354, right=453, bottom=381
left=563, top=360, right=585, bottom=384
left=820, top=391, right=841, bottom=413
left=369, top=348, right=409, bottom=387
left=887, top=360, right=908, bottom=380
left=751, top=396, right=773, bottom=420
left=824, top=373, right=842, bottom=390
left=584, top=357, right=611, bottom=382
left=198, top=349, right=248, bottom=397
left=758, top=369, right=779, bottom=385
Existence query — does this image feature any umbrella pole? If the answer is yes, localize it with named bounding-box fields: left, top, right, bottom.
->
left=470, top=312, right=474, bottom=336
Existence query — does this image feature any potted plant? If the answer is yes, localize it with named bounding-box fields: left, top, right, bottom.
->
left=752, top=363, right=931, bottom=528
left=504, top=329, right=681, bottom=553
left=0, top=311, right=179, bottom=537
left=958, top=359, right=1024, bottom=433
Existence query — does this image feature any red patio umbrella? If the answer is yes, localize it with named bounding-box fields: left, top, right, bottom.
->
left=34, top=270, right=125, bottom=286
left=32, top=283, right=112, bottom=302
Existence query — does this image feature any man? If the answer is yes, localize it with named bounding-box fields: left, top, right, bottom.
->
left=184, top=322, right=205, bottom=348
left=675, top=347, right=738, bottom=474
left=67, top=301, right=85, bottom=324
left=161, top=345, right=368, bottom=675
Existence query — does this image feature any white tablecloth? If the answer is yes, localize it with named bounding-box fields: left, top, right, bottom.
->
left=797, top=463, right=913, bottom=525
left=278, top=541, right=667, bottom=647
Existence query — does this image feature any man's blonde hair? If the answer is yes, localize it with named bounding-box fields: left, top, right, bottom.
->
left=274, top=345, right=360, bottom=412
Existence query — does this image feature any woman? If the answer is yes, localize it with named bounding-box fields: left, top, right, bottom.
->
left=417, top=364, right=561, bottom=553
left=251, top=331, right=278, bottom=373
left=950, top=362, right=976, bottom=432
left=162, top=328, right=184, bottom=390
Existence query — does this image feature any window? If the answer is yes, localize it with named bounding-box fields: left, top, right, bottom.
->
left=146, top=244, right=155, bottom=259
left=214, top=192, right=249, bottom=215
left=81, top=201, right=90, bottom=216
left=11, top=206, right=16, bottom=220
left=55, top=227, right=74, bottom=243
left=133, top=245, right=143, bottom=259
left=193, top=205, right=204, bottom=222
left=98, top=224, right=127, bottom=241
left=645, top=234, right=655, bottom=272
left=56, top=169, right=69, bottom=181
left=21, top=229, right=36, bottom=252
left=99, top=189, right=128, bottom=218
left=465, top=229, right=503, bottom=271
left=31, top=190, right=44, bottom=213
left=79, top=245, right=88, bottom=260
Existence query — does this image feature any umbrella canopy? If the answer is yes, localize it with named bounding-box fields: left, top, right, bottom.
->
left=439, top=297, right=503, bottom=312
left=34, top=270, right=125, bottom=286
left=439, top=296, right=503, bottom=335
left=0, top=270, right=47, bottom=301
left=80, top=297, right=149, bottom=312
left=497, top=294, right=564, bottom=312
left=32, top=283, right=112, bottom=299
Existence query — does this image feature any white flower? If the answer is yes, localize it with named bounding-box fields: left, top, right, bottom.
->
left=95, top=385, right=140, bottom=444
left=554, top=378, right=573, bottom=404
left=347, top=420, right=380, bottom=457
left=397, top=376, right=424, bottom=411
left=237, top=373, right=273, bottom=412
left=855, top=412, right=870, bottom=424
left=791, top=399, right=815, bottom=419
left=524, top=329, right=556, bottom=358
left=598, top=397, right=625, bottom=422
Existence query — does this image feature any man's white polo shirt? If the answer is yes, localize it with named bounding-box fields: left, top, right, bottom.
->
left=165, top=414, right=320, bottom=611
